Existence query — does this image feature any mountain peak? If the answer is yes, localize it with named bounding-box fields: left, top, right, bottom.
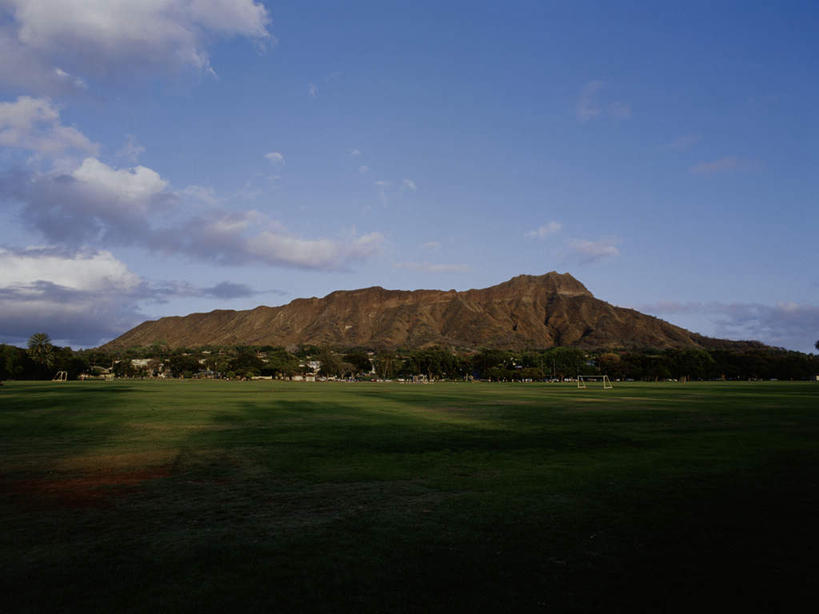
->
left=101, top=273, right=743, bottom=351
left=492, top=271, right=592, bottom=297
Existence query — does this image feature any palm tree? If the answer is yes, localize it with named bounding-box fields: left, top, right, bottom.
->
left=27, top=332, right=55, bottom=369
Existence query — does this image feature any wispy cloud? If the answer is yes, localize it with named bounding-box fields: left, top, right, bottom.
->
left=566, top=237, right=620, bottom=264
left=608, top=101, right=631, bottom=120
left=116, top=134, right=145, bottom=164
left=53, top=67, right=86, bottom=90
left=663, top=134, right=702, bottom=152
left=420, top=241, right=441, bottom=251
left=576, top=81, right=604, bottom=121
left=179, top=184, right=221, bottom=206
left=349, top=149, right=361, bottom=157
left=689, top=156, right=752, bottom=174
left=264, top=151, right=285, bottom=165
left=525, top=221, right=562, bottom=240
left=308, top=83, right=318, bottom=98
left=576, top=81, right=630, bottom=122
left=358, top=165, right=369, bottom=174
left=374, top=180, right=390, bottom=205
left=394, top=262, right=470, bottom=273
left=401, top=178, right=417, bottom=191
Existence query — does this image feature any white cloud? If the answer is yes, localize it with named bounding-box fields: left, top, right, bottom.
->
left=0, top=246, right=139, bottom=293
left=358, top=165, right=369, bottom=174
left=401, top=178, right=417, bottom=192
left=0, top=96, right=98, bottom=154
left=394, top=262, right=470, bottom=273
left=420, top=241, right=441, bottom=251
left=525, top=221, right=562, bottom=239
left=246, top=231, right=384, bottom=270
left=2, top=157, right=174, bottom=245
left=349, top=149, right=361, bottom=157
left=566, top=237, right=619, bottom=264
left=0, top=0, right=272, bottom=89
left=308, top=83, right=318, bottom=97
left=71, top=157, right=168, bottom=206
left=264, top=151, right=284, bottom=165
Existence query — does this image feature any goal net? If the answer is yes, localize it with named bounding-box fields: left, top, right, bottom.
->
left=52, top=370, right=68, bottom=382
left=577, top=374, right=613, bottom=389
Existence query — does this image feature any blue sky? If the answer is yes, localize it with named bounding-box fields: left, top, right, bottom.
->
left=0, top=1, right=817, bottom=351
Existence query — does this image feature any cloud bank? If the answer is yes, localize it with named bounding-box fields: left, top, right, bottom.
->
left=1, top=154, right=384, bottom=270
left=0, top=247, right=275, bottom=346
left=640, top=300, right=819, bottom=353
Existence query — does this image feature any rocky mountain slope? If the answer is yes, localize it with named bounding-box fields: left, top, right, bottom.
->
left=101, top=272, right=756, bottom=351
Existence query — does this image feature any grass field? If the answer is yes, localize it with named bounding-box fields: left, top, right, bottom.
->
left=1, top=380, right=818, bottom=612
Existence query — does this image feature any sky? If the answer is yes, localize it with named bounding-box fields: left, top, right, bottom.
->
left=0, top=0, right=817, bottom=352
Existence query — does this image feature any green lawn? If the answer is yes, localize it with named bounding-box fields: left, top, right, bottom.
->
left=1, top=380, right=818, bottom=612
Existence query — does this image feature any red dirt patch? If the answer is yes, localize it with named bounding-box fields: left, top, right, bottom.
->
left=2, top=468, right=171, bottom=509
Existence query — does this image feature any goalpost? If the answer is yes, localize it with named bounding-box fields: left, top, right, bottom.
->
left=577, top=374, right=613, bottom=389
left=52, top=371, right=68, bottom=382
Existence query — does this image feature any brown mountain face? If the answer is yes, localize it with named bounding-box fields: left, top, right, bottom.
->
left=101, top=272, right=756, bottom=351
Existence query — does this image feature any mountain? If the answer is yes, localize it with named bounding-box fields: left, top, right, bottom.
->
left=101, top=272, right=757, bottom=351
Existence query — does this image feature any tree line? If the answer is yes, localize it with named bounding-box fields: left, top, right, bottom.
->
left=2, top=333, right=818, bottom=382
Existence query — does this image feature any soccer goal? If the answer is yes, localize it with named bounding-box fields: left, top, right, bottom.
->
left=52, top=371, right=68, bottom=382
left=577, top=374, right=613, bottom=389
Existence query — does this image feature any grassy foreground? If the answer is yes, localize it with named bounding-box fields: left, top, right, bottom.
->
left=1, top=380, right=818, bottom=612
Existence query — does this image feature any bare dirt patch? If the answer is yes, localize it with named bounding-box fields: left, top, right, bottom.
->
left=2, top=467, right=171, bottom=509
left=57, top=450, right=178, bottom=472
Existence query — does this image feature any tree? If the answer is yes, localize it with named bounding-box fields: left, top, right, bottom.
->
left=259, top=348, right=300, bottom=378
left=343, top=350, right=372, bottom=375
left=167, top=354, right=203, bottom=378
left=373, top=351, right=400, bottom=379
left=815, top=340, right=819, bottom=352
left=27, top=333, right=55, bottom=373
left=1, top=344, right=32, bottom=380
left=317, top=348, right=342, bottom=377
left=229, top=349, right=264, bottom=377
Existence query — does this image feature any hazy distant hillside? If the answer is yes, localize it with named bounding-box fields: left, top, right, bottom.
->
left=102, top=272, right=761, bottom=351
